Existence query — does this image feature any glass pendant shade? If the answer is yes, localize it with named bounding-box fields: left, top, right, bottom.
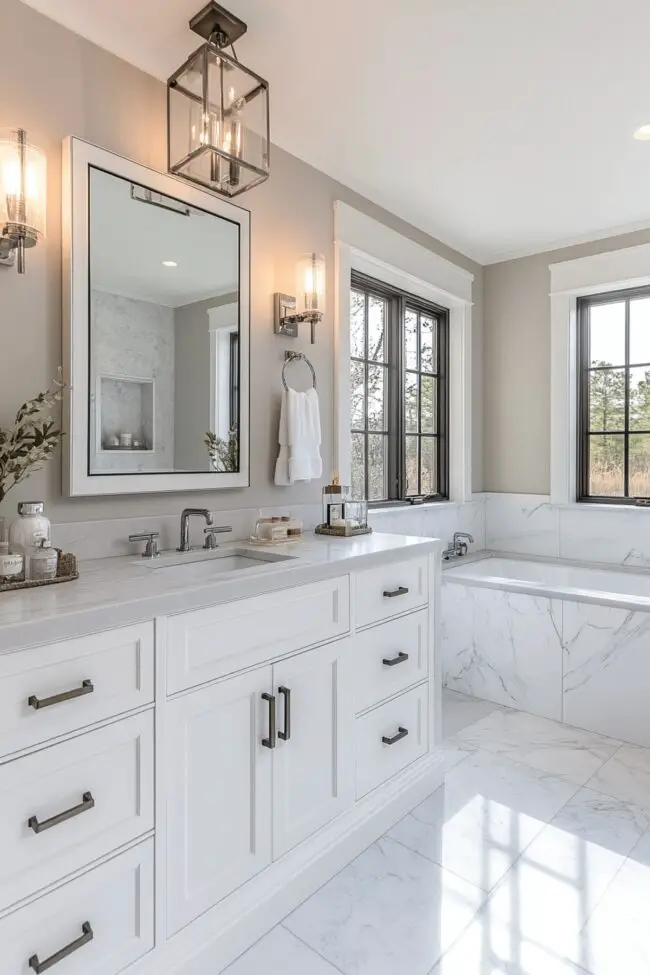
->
left=297, top=253, right=326, bottom=316
left=0, top=128, right=46, bottom=269
left=168, top=44, right=270, bottom=198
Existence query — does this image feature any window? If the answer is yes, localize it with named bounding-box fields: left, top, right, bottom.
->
left=578, top=285, right=650, bottom=502
left=350, top=271, right=449, bottom=503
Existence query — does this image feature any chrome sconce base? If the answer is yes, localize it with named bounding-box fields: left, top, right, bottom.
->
left=274, top=293, right=323, bottom=344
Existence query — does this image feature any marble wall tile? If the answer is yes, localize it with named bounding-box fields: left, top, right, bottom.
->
left=368, top=498, right=486, bottom=552
left=563, top=601, right=650, bottom=747
left=442, top=583, right=563, bottom=720
left=485, top=493, right=560, bottom=557
left=559, top=505, right=650, bottom=567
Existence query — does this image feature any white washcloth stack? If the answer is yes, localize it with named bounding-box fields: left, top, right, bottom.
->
left=275, top=387, right=322, bottom=484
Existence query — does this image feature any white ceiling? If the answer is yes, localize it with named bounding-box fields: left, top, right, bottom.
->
left=90, top=166, right=238, bottom=306
left=21, top=0, right=650, bottom=263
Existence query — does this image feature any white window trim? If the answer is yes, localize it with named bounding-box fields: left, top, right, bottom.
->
left=334, top=201, right=474, bottom=503
left=550, top=242, right=650, bottom=505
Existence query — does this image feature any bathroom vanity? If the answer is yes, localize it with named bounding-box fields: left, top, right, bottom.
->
left=0, top=534, right=442, bottom=975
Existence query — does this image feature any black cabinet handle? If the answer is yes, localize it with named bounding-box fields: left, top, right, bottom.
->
left=382, top=726, right=409, bottom=746
left=382, top=651, right=409, bottom=668
left=28, top=680, right=94, bottom=711
left=278, top=686, right=291, bottom=741
left=29, top=921, right=94, bottom=973
left=28, top=791, right=95, bottom=834
left=262, top=693, right=276, bottom=749
left=382, top=587, right=409, bottom=599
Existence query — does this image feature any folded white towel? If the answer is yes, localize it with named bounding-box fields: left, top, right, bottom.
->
left=275, top=387, right=322, bottom=484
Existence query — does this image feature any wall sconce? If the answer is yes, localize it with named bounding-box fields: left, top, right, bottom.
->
left=0, top=128, right=46, bottom=274
left=167, top=1, right=270, bottom=198
left=274, top=253, right=326, bottom=345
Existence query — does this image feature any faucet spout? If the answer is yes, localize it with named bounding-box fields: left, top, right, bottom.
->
left=178, top=508, right=213, bottom=552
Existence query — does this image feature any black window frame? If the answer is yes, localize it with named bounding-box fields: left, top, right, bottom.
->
left=350, top=270, right=449, bottom=506
left=577, top=284, right=650, bottom=504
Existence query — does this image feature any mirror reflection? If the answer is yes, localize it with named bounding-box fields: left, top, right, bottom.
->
left=88, top=167, right=240, bottom=476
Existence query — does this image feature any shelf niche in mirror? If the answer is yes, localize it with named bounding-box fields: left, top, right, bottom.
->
left=63, top=137, right=250, bottom=496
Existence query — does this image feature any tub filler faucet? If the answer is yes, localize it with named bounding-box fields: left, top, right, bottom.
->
left=442, top=531, right=474, bottom=561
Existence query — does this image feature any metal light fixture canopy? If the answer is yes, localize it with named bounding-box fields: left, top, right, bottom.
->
left=0, top=127, right=47, bottom=273
left=167, top=2, right=270, bottom=198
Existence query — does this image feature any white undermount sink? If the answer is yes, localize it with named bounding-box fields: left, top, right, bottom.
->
left=137, top=547, right=295, bottom=581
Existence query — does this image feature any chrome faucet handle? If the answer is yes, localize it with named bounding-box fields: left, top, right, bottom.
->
left=129, top=531, right=160, bottom=559
left=203, top=526, right=233, bottom=550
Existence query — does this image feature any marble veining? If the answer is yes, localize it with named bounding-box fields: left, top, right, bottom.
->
left=442, top=583, right=563, bottom=719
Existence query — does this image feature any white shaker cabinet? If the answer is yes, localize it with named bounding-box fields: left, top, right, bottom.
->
left=165, top=668, right=274, bottom=935
left=272, top=639, right=355, bottom=858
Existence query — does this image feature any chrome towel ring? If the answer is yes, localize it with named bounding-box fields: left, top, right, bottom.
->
left=282, top=351, right=317, bottom=392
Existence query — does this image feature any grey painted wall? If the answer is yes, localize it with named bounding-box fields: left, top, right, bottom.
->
left=483, top=229, right=650, bottom=494
left=0, top=0, right=483, bottom=524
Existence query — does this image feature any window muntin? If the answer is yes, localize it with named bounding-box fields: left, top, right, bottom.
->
left=350, top=271, right=449, bottom=503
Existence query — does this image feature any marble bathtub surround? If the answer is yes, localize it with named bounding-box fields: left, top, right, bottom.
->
left=443, top=560, right=650, bottom=748
left=223, top=701, right=650, bottom=975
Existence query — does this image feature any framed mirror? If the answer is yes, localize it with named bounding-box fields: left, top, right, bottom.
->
left=62, top=137, right=250, bottom=496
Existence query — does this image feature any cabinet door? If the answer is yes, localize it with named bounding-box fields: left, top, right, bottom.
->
left=166, top=668, right=273, bottom=935
left=272, top=640, right=354, bottom=858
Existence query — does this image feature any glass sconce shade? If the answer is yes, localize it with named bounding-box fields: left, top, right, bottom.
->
left=0, top=128, right=46, bottom=244
left=168, top=44, right=270, bottom=198
left=297, top=253, right=326, bottom=316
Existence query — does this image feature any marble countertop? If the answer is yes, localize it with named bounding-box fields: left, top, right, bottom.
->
left=0, top=533, right=441, bottom=654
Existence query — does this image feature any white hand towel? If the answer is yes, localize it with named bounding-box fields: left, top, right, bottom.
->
left=274, top=390, right=291, bottom=485
left=274, top=387, right=322, bottom=483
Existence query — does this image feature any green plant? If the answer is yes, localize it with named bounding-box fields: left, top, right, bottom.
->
left=0, top=373, right=66, bottom=505
left=205, top=426, right=239, bottom=473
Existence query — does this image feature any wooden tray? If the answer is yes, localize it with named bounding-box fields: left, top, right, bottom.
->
left=0, top=550, right=78, bottom=593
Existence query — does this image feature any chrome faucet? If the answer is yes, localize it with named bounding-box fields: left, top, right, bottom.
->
left=442, top=531, right=474, bottom=561
left=178, top=508, right=213, bottom=552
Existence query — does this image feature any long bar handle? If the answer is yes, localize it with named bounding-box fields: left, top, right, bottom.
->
left=29, top=922, right=94, bottom=973
left=28, top=791, right=95, bottom=834
left=382, top=586, right=409, bottom=598
left=382, top=726, right=409, bottom=746
left=28, top=679, right=94, bottom=711
left=278, top=686, right=291, bottom=741
left=382, top=651, right=409, bottom=667
left=262, top=693, right=276, bottom=749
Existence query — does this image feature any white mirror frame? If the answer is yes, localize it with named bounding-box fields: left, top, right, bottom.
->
left=62, top=137, right=250, bottom=497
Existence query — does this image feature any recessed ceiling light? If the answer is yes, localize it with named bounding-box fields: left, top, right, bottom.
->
left=162, top=260, right=178, bottom=267
left=634, top=125, right=650, bottom=141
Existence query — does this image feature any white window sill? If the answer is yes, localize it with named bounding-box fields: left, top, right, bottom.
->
left=369, top=501, right=460, bottom=514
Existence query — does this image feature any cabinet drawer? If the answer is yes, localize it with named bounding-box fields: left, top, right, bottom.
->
left=167, top=576, right=350, bottom=693
left=355, top=557, right=428, bottom=628
left=0, top=622, right=154, bottom=759
left=353, top=610, right=429, bottom=713
left=355, top=684, right=429, bottom=798
left=0, top=839, right=154, bottom=975
left=0, top=711, right=154, bottom=911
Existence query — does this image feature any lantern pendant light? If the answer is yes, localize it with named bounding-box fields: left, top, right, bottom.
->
left=167, top=2, right=270, bottom=198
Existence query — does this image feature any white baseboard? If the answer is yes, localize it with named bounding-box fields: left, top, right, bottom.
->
left=129, top=750, right=458, bottom=975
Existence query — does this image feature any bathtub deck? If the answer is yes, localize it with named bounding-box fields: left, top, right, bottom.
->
left=219, top=690, right=648, bottom=975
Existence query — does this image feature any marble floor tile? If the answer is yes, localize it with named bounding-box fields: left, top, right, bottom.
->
left=481, top=787, right=644, bottom=964
left=568, top=829, right=650, bottom=975
left=387, top=752, right=578, bottom=891
left=453, top=710, right=620, bottom=785
left=585, top=742, right=650, bottom=811
left=283, top=835, right=486, bottom=975
left=442, top=688, right=509, bottom=739
left=221, top=925, right=342, bottom=974
left=430, top=913, right=593, bottom=974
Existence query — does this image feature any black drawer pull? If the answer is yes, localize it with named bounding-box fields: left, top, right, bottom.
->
left=382, top=587, right=409, bottom=598
left=29, top=921, right=94, bottom=973
left=262, top=692, right=276, bottom=749
left=382, top=651, right=409, bottom=668
left=28, top=680, right=94, bottom=711
left=278, top=686, right=291, bottom=741
left=382, top=726, right=409, bottom=746
left=28, top=791, right=95, bottom=834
